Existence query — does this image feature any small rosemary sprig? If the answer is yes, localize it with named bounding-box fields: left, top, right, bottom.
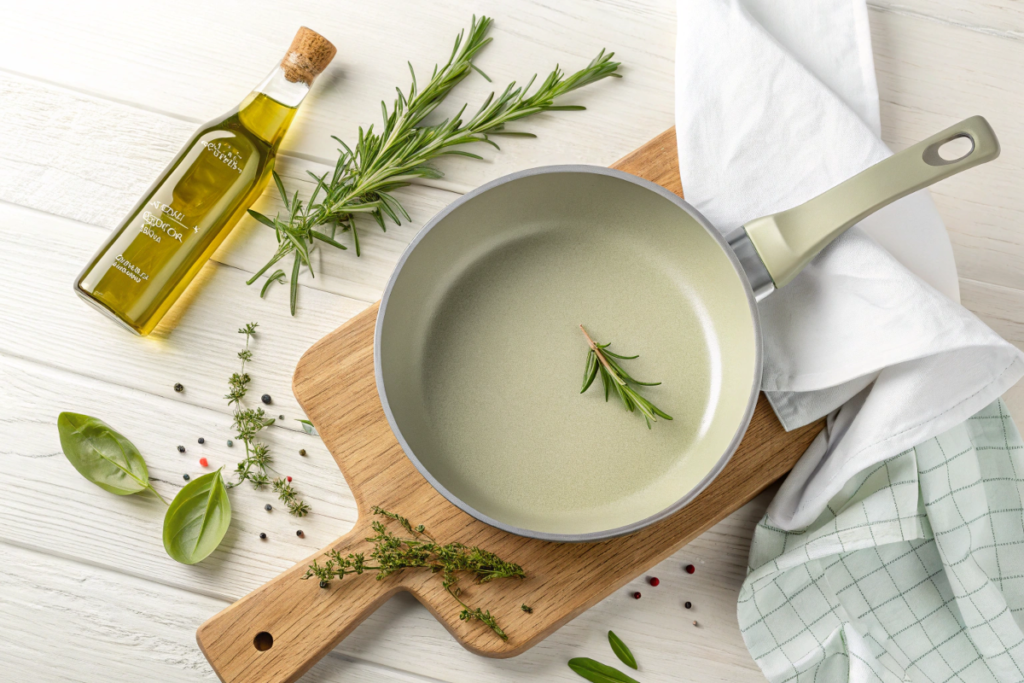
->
left=304, top=506, right=524, bottom=640
left=579, top=325, right=673, bottom=429
left=248, top=15, right=621, bottom=314
left=227, top=323, right=309, bottom=516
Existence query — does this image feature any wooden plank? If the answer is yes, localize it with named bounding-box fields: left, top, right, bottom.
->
left=0, top=0, right=674, bottom=194
left=0, top=353, right=357, bottom=595
left=0, top=541, right=432, bottom=683
left=6, top=7, right=1024, bottom=307
left=3, top=124, right=1018, bottom=683
left=961, top=278, right=1024, bottom=418
left=869, top=0, right=1024, bottom=37
left=6, top=9, right=1024, bottom=315
left=870, top=6, right=1024, bottom=293
left=0, top=202, right=366, bottom=431
left=2, top=2, right=1023, bottom=682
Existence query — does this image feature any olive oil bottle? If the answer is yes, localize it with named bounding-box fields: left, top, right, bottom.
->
left=75, top=27, right=336, bottom=335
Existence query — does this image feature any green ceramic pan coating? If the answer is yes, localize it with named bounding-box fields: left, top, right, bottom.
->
left=377, top=168, right=761, bottom=540
left=375, top=117, right=999, bottom=542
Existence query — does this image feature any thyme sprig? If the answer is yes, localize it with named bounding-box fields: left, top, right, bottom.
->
left=304, top=506, right=524, bottom=640
left=579, top=325, right=673, bottom=429
left=227, top=323, right=309, bottom=516
left=248, top=15, right=621, bottom=314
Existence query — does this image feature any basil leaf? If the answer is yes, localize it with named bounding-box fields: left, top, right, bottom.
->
left=163, top=468, right=232, bottom=565
left=298, top=419, right=318, bottom=436
left=57, top=412, right=164, bottom=502
left=568, top=658, right=639, bottom=683
left=608, top=630, right=638, bottom=669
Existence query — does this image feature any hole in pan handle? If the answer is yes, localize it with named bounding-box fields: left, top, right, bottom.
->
left=736, top=115, right=1000, bottom=290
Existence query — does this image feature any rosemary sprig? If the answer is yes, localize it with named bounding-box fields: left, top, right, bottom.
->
left=304, top=506, right=524, bottom=640
left=248, top=15, right=622, bottom=313
left=227, top=323, right=309, bottom=516
left=579, top=325, right=673, bottom=428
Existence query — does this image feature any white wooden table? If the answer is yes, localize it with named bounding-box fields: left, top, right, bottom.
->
left=2, top=1, right=1023, bottom=680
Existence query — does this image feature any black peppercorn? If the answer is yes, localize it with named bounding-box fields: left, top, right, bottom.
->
left=319, top=580, right=329, bottom=589
left=279, top=414, right=285, bottom=420
left=261, top=394, right=272, bottom=405
left=174, top=383, right=184, bottom=393
left=299, top=449, right=307, bottom=456
left=265, top=504, right=272, bottom=512
left=226, top=439, right=233, bottom=447
left=296, top=530, right=304, bottom=537
left=259, top=532, right=267, bottom=540
left=685, top=601, right=692, bottom=609
left=183, top=473, right=190, bottom=481
left=177, top=445, right=185, bottom=453
left=198, top=437, right=205, bottom=444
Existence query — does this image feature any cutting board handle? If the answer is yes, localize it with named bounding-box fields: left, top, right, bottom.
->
left=197, top=521, right=403, bottom=683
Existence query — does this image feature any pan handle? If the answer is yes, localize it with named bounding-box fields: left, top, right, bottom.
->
left=738, top=116, right=999, bottom=289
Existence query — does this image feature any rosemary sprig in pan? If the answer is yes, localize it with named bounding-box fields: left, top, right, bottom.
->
left=304, top=506, right=525, bottom=640
left=580, top=325, right=673, bottom=428
left=248, top=15, right=622, bottom=314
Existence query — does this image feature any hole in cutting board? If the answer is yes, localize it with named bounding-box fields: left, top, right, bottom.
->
left=937, top=135, right=973, bottom=162
left=253, top=631, right=274, bottom=651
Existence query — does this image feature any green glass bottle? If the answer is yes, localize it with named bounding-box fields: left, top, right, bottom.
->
left=75, top=27, right=335, bottom=335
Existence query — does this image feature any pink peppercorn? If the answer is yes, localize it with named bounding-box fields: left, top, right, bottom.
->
left=287, top=476, right=292, bottom=482
left=649, top=577, right=660, bottom=587
left=632, top=591, right=641, bottom=599
left=685, top=564, right=695, bottom=574
left=199, top=457, right=209, bottom=467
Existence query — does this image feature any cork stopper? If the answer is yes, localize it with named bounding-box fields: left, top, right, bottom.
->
left=280, top=27, right=336, bottom=86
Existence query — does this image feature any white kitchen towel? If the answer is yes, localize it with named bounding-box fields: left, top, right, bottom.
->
left=675, top=1, right=1024, bottom=681
left=674, top=0, right=1024, bottom=531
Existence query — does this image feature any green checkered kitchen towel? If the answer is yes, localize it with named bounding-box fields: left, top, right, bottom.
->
left=739, top=399, right=1024, bottom=682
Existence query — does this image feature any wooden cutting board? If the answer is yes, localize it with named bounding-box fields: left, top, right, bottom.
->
left=196, top=128, right=824, bottom=683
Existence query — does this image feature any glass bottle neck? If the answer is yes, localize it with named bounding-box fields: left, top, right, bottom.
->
left=237, top=66, right=309, bottom=147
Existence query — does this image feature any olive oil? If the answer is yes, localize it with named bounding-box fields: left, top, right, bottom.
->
left=75, top=28, right=335, bottom=335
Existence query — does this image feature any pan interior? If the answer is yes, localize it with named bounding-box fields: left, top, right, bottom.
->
left=378, top=171, right=757, bottom=537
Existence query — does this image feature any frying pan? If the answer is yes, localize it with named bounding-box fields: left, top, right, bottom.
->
left=375, top=116, right=998, bottom=542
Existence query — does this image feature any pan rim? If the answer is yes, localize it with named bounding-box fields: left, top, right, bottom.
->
left=374, top=164, right=763, bottom=542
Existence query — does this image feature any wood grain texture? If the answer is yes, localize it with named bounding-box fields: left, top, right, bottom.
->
left=2, top=1, right=1023, bottom=681
left=0, top=342, right=772, bottom=683
left=0, top=541, right=430, bottom=683
left=196, top=131, right=823, bottom=682
left=0, top=70, right=457, bottom=306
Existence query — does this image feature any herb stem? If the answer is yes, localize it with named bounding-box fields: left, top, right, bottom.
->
left=579, top=325, right=673, bottom=428
left=304, top=506, right=523, bottom=640
left=248, top=16, right=621, bottom=314
left=148, top=484, right=169, bottom=506
left=579, top=325, right=621, bottom=385
left=227, top=323, right=310, bottom=516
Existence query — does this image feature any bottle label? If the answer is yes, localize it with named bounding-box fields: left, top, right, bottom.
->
left=197, top=140, right=245, bottom=174
left=112, top=254, right=149, bottom=284
left=79, top=126, right=259, bottom=321
left=138, top=200, right=196, bottom=244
